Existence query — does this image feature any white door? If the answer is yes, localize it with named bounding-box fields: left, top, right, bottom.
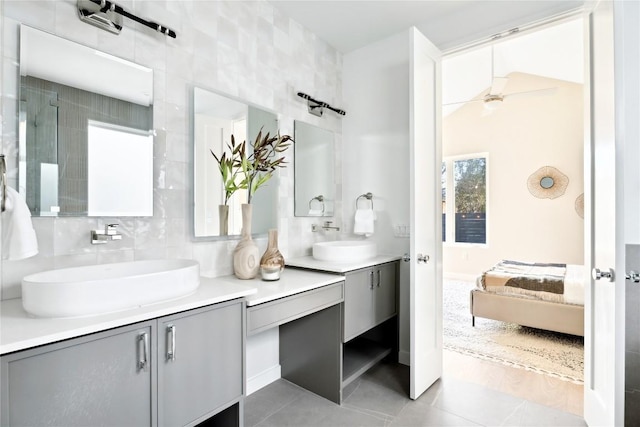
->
left=584, top=1, right=625, bottom=425
left=409, top=27, right=443, bottom=399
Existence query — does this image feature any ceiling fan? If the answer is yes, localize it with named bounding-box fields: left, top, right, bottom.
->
left=445, top=46, right=557, bottom=111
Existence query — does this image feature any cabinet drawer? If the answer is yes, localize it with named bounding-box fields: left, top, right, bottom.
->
left=247, top=282, right=344, bottom=335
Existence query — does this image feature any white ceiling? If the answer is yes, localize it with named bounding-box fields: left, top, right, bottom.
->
left=443, top=18, right=584, bottom=113
left=268, top=0, right=585, bottom=53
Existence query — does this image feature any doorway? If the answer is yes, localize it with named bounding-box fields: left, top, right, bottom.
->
left=440, top=16, right=586, bottom=416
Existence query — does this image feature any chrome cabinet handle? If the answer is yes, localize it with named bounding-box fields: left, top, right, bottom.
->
left=627, top=270, right=640, bottom=283
left=417, top=254, right=430, bottom=264
left=137, top=332, right=149, bottom=371
left=166, top=324, right=176, bottom=361
left=369, top=271, right=374, bottom=290
left=592, top=267, right=615, bottom=282
left=402, top=254, right=410, bottom=262
left=376, top=270, right=381, bottom=287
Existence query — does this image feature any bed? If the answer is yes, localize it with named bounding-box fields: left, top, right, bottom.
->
left=470, top=260, right=585, bottom=336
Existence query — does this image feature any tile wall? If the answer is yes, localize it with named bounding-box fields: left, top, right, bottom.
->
left=0, top=0, right=343, bottom=299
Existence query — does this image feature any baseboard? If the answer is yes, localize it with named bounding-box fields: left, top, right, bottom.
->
left=246, top=365, right=281, bottom=396
left=444, top=273, right=477, bottom=282
left=398, top=350, right=410, bottom=366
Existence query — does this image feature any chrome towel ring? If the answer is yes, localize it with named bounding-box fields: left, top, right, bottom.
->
left=356, top=192, right=373, bottom=210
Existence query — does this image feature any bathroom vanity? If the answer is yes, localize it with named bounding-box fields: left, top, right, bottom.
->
left=0, top=258, right=399, bottom=425
left=0, top=279, right=255, bottom=427
left=282, top=255, right=401, bottom=403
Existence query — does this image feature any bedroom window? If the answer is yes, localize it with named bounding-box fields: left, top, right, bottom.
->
left=442, top=154, right=487, bottom=244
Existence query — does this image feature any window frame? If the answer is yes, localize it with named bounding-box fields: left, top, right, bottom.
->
left=442, top=152, right=489, bottom=247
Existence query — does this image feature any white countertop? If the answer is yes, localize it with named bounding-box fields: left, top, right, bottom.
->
left=0, top=277, right=256, bottom=355
left=236, top=268, right=345, bottom=306
left=0, top=267, right=356, bottom=355
left=286, top=254, right=402, bottom=273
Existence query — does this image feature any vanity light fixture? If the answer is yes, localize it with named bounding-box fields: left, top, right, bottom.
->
left=297, top=92, right=346, bottom=117
left=77, top=0, right=177, bottom=38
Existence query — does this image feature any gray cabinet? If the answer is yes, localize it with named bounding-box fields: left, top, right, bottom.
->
left=1, top=321, right=155, bottom=427
left=158, top=302, right=243, bottom=426
left=1, top=300, right=244, bottom=427
left=343, top=262, right=398, bottom=342
left=341, top=261, right=399, bottom=391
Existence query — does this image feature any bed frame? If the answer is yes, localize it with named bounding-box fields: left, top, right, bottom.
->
left=470, top=289, right=584, bottom=337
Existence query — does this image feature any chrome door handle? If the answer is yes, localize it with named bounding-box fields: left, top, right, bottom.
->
left=417, top=254, right=430, bottom=264
left=137, top=332, right=149, bottom=372
left=592, top=267, right=615, bottom=282
left=402, top=253, right=410, bottom=262
left=627, top=270, right=640, bottom=283
left=166, top=324, right=176, bottom=361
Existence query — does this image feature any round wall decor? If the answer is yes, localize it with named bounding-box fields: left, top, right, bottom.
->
left=575, top=193, right=584, bottom=218
left=527, top=166, right=569, bottom=199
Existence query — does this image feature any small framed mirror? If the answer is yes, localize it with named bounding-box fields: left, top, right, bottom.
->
left=540, top=176, right=555, bottom=189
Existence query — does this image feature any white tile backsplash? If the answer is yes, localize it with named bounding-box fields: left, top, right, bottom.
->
left=1, top=0, right=342, bottom=299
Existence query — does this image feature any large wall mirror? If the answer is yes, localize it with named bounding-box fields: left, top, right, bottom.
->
left=19, top=25, right=154, bottom=217
left=193, top=87, right=278, bottom=239
left=294, top=121, right=335, bottom=217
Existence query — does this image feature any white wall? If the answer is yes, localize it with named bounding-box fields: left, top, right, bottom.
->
left=617, top=1, right=640, bottom=245
left=343, top=30, right=411, bottom=363
left=443, top=72, right=584, bottom=277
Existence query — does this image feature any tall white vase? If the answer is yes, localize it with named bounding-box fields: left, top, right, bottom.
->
left=233, top=204, right=260, bottom=279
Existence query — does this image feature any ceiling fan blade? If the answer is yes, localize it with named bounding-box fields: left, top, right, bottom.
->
left=503, top=87, right=558, bottom=100
left=488, top=77, right=508, bottom=95
left=443, top=98, right=484, bottom=107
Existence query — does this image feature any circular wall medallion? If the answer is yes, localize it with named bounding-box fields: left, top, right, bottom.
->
left=527, top=166, right=569, bottom=199
left=575, top=193, right=584, bottom=218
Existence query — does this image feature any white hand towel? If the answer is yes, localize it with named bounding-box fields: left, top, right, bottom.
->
left=354, top=208, right=375, bottom=236
left=2, top=186, right=38, bottom=260
left=308, top=209, right=323, bottom=216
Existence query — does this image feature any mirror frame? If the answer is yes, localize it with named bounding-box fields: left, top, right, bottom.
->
left=293, top=120, right=335, bottom=218
left=190, top=86, right=280, bottom=241
left=18, top=24, right=154, bottom=217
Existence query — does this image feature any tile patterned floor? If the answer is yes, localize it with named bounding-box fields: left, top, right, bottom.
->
left=245, top=351, right=586, bottom=427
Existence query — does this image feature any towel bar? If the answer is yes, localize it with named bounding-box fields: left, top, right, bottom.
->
left=356, top=192, right=373, bottom=210
left=0, top=154, right=6, bottom=212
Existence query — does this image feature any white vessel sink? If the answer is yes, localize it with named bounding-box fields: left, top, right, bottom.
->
left=22, top=259, right=200, bottom=318
left=312, top=240, right=377, bottom=263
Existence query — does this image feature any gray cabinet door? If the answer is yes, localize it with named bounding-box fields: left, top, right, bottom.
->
left=157, top=300, right=243, bottom=427
left=343, top=268, right=374, bottom=342
left=374, top=262, right=398, bottom=323
left=1, top=322, right=155, bottom=427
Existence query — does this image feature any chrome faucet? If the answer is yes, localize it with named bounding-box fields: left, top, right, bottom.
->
left=312, top=221, right=341, bottom=232
left=91, top=223, right=123, bottom=244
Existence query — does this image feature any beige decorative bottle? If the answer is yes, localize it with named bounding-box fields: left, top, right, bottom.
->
left=260, top=229, right=285, bottom=281
left=233, top=204, right=260, bottom=279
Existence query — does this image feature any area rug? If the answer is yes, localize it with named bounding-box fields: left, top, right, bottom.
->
left=443, top=280, right=584, bottom=384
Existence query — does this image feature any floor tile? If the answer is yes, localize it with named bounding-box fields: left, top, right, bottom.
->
left=431, top=376, right=526, bottom=426
left=246, top=352, right=586, bottom=427
left=390, top=400, right=481, bottom=426
left=244, top=379, right=308, bottom=427
left=501, top=400, right=587, bottom=426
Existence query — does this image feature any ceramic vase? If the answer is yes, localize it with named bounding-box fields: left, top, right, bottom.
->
left=218, top=205, right=229, bottom=236
left=233, top=204, right=260, bottom=279
left=260, top=229, right=285, bottom=281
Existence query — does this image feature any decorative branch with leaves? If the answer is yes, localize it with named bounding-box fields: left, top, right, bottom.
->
left=210, top=135, right=245, bottom=206
left=238, top=130, right=292, bottom=204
